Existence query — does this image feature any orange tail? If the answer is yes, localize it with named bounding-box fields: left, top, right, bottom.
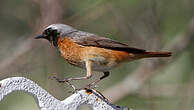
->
left=142, top=51, right=172, bottom=58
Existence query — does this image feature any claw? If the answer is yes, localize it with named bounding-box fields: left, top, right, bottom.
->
left=49, top=75, right=78, bottom=92
left=48, top=74, right=58, bottom=80
left=56, top=78, right=69, bottom=83
left=51, top=77, right=70, bottom=83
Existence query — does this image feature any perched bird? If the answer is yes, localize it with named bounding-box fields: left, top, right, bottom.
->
left=35, top=24, right=171, bottom=88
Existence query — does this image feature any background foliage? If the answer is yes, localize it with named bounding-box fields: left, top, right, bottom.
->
left=0, top=0, right=194, bottom=110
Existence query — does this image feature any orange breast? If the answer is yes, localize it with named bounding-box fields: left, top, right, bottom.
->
left=57, top=37, right=84, bottom=63
left=57, top=37, right=131, bottom=68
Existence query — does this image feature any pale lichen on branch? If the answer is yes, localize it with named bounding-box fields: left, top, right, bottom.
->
left=0, top=77, right=132, bottom=110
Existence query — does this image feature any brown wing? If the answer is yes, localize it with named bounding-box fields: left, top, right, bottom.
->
left=69, top=34, right=145, bottom=53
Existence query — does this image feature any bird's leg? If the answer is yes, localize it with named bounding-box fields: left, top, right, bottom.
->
left=86, top=71, right=110, bottom=89
left=50, top=61, right=92, bottom=92
left=55, top=60, right=93, bottom=83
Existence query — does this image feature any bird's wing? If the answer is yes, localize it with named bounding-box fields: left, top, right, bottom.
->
left=68, top=32, right=145, bottom=53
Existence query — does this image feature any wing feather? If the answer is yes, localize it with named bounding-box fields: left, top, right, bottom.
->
left=67, top=31, right=145, bottom=53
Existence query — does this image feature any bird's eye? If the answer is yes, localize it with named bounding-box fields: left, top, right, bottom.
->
left=47, top=28, right=52, bottom=34
left=43, top=28, right=59, bottom=37
left=52, top=30, right=58, bottom=35
left=43, top=28, right=52, bottom=35
left=53, top=30, right=57, bottom=33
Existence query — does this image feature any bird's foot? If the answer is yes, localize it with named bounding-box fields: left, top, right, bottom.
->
left=49, top=75, right=71, bottom=83
left=56, top=78, right=71, bottom=83
left=49, top=75, right=79, bottom=92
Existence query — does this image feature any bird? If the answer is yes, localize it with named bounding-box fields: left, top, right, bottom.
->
left=35, top=24, right=171, bottom=88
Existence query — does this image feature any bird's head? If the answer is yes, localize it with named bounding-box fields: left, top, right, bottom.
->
left=35, top=24, right=77, bottom=46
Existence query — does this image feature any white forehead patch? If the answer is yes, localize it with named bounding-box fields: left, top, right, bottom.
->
left=46, top=24, right=77, bottom=36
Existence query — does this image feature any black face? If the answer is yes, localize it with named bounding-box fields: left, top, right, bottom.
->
left=35, top=28, right=59, bottom=47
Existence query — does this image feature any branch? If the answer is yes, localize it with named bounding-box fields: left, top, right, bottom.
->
left=0, top=77, right=132, bottom=110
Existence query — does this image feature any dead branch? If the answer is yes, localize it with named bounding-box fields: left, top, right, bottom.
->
left=0, top=77, right=132, bottom=110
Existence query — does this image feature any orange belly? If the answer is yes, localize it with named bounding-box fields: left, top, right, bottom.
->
left=57, top=37, right=131, bottom=71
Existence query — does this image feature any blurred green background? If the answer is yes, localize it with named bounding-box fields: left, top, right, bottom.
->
left=0, top=0, right=194, bottom=110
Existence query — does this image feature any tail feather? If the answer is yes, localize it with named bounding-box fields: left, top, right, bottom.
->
left=142, top=51, right=172, bottom=58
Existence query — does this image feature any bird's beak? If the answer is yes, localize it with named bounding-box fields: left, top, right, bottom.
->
left=35, top=34, right=45, bottom=39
